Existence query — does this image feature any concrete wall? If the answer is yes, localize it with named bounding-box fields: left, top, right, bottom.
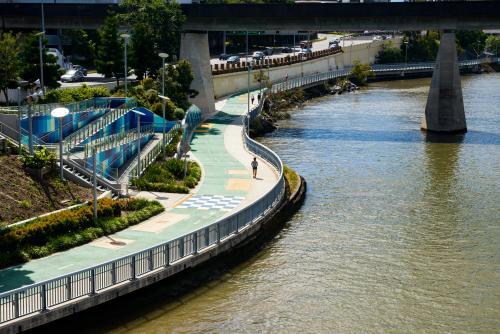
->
left=213, top=38, right=400, bottom=98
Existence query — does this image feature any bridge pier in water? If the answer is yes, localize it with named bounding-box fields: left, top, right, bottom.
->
left=180, top=31, right=216, bottom=117
left=422, top=31, right=467, bottom=133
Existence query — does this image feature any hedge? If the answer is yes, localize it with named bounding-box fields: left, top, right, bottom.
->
left=0, top=198, right=164, bottom=269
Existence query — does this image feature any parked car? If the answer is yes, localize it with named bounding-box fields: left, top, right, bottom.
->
left=60, top=69, right=84, bottom=82
left=226, top=55, right=240, bottom=64
left=281, top=47, right=293, bottom=53
left=72, top=65, right=87, bottom=76
left=263, top=47, right=274, bottom=56
left=219, top=53, right=231, bottom=60
left=252, top=51, right=265, bottom=60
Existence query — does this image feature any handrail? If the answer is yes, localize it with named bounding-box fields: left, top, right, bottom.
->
left=0, top=98, right=286, bottom=325
left=270, top=56, right=500, bottom=94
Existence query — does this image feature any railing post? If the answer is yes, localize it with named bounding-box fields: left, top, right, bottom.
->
left=164, top=243, right=170, bottom=267
left=204, top=227, right=209, bottom=247
left=216, top=223, right=221, bottom=243
left=40, top=284, right=47, bottom=311
left=148, top=249, right=154, bottom=271
left=90, top=269, right=96, bottom=294
left=67, top=276, right=72, bottom=301
left=111, top=262, right=116, bottom=285
left=131, top=256, right=136, bottom=280
left=14, top=293, right=19, bottom=318
left=192, top=232, right=198, bottom=254
left=179, top=238, right=185, bottom=258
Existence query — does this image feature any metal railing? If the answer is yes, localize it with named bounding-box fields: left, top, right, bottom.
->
left=127, top=122, right=181, bottom=180
left=271, top=56, right=500, bottom=94
left=0, top=99, right=285, bottom=326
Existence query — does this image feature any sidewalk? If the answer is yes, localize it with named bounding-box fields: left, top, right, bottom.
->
left=0, top=92, right=277, bottom=293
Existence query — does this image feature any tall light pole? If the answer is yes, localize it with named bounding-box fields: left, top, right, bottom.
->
left=51, top=107, right=69, bottom=180
left=34, top=31, right=45, bottom=96
left=403, top=39, right=408, bottom=77
left=120, top=33, right=130, bottom=96
left=131, top=109, right=145, bottom=178
left=17, top=87, right=22, bottom=153
left=92, top=145, right=97, bottom=223
left=158, top=52, right=169, bottom=158
left=158, top=95, right=170, bottom=159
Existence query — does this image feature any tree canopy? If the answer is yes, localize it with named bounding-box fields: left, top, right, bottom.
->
left=0, top=32, right=21, bottom=104
left=375, top=41, right=404, bottom=64
left=95, top=14, right=124, bottom=85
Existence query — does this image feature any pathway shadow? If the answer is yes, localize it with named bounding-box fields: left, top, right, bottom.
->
left=0, top=267, right=36, bottom=293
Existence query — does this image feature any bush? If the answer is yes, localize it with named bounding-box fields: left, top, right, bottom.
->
left=0, top=198, right=164, bottom=268
left=349, top=60, right=374, bottom=86
left=19, top=147, right=56, bottom=169
left=40, top=85, right=110, bottom=104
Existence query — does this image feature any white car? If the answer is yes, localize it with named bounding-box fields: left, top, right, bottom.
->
left=60, top=69, right=85, bottom=82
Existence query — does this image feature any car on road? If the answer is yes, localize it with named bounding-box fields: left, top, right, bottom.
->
left=226, top=55, right=240, bottom=64
left=252, top=51, right=265, bottom=60
left=219, top=53, right=231, bottom=60
left=263, top=47, right=274, bottom=56
left=298, top=48, right=312, bottom=59
left=60, top=69, right=85, bottom=82
left=281, top=47, right=293, bottom=53
left=72, top=65, right=87, bottom=76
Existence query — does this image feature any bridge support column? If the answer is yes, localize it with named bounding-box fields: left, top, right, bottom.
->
left=180, top=31, right=216, bottom=118
left=422, top=31, right=466, bottom=133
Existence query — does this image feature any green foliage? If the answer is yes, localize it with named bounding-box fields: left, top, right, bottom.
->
left=485, top=35, right=500, bottom=56
left=284, top=165, right=300, bottom=194
left=40, top=84, right=110, bottom=103
left=0, top=198, right=163, bottom=268
left=95, top=14, right=124, bottom=85
left=0, top=32, right=21, bottom=105
left=19, top=147, right=56, bottom=169
left=61, top=29, right=96, bottom=67
left=254, top=69, right=270, bottom=87
left=156, top=60, right=196, bottom=111
left=456, top=30, right=487, bottom=55
left=376, top=41, right=404, bottom=64
left=131, top=159, right=201, bottom=194
left=349, top=61, right=373, bottom=86
left=403, top=31, right=439, bottom=62
left=121, top=0, right=185, bottom=79
left=20, top=32, right=63, bottom=89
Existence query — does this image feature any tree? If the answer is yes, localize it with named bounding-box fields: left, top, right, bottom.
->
left=349, top=60, right=373, bottom=86
left=95, top=14, right=124, bottom=86
left=121, top=0, right=184, bottom=79
left=0, top=32, right=21, bottom=104
left=20, top=32, right=62, bottom=89
left=156, top=60, right=196, bottom=111
left=485, top=35, right=500, bottom=56
left=61, top=29, right=96, bottom=66
left=403, top=31, right=439, bottom=62
left=456, top=30, right=487, bottom=56
left=375, top=41, right=403, bottom=64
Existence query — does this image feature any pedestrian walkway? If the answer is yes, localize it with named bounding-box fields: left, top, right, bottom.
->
left=0, top=92, right=277, bottom=293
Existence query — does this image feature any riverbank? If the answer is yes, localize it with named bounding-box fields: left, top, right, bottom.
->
left=251, top=63, right=499, bottom=137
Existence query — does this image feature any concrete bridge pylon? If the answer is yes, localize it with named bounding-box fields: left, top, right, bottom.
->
left=180, top=31, right=216, bottom=117
left=421, top=31, right=467, bottom=133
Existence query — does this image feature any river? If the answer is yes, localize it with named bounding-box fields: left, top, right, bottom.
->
left=54, top=74, right=500, bottom=333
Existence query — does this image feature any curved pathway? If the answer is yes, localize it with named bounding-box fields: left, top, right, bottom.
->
left=0, top=93, right=277, bottom=293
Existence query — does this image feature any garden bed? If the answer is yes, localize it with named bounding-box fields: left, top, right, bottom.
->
left=131, top=158, right=201, bottom=194
left=0, top=198, right=164, bottom=269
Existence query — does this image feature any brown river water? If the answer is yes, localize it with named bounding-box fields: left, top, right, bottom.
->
left=35, top=74, right=500, bottom=333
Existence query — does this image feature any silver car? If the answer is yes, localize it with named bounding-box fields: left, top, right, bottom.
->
left=60, top=69, right=84, bottom=82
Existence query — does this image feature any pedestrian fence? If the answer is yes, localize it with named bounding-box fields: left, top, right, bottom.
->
left=0, top=95, right=285, bottom=325
left=271, top=56, right=500, bottom=94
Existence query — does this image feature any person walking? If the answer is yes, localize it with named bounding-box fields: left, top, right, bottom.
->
left=257, top=93, right=261, bottom=103
left=251, top=157, right=258, bottom=178
left=285, top=72, right=288, bottom=82
left=251, top=95, right=255, bottom=105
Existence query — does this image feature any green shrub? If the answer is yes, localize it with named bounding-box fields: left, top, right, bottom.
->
left=0, top=198, right=163, bottom=268
left=19, top=147, right=56, bottom=169
left=173, top=108, right=185, bottom=120
left=40, top=85, right=111, bottom=104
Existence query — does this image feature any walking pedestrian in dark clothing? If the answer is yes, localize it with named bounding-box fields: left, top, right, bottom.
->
left=257, top=93, right=261, bottom=103
left=251, top=157, right=258, bottom=178
left=251, top=95, right=255, bottom=105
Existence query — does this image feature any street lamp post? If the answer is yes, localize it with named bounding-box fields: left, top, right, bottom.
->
left=247, top=60, right=252, bottom=135
left=158, top=52, right=169, bottom=159
left=17, top=87, right=22, bottom=152
left=158, top=95, right=170, bottom=159
left=51, top=107, right=69, bottom=180
left=34, top=31, right=45, bottom=96
left=120, top=34, right=130, bottom=96
left=403, top=39, right=409, bottom=77
left=131, top=109, right=146, bottom=178
left=92, top=145, right=97, bottom=223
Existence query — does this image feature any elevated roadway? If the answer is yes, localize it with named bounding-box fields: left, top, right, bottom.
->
left=0, top=2, right=499, bottom=30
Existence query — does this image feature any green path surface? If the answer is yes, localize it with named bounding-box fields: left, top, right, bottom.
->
left=0, top=94, right=252, bottom=293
